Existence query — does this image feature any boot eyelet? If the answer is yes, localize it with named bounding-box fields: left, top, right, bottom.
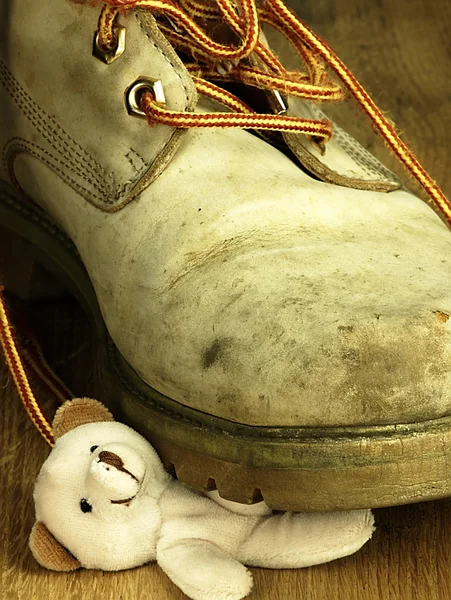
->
left=93, top=23, right=126, bottom=65
left=125, top=78, right=166, bottom=119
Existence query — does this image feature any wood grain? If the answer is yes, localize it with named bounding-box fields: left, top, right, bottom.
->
left=1, top=0, right=451, bottom=598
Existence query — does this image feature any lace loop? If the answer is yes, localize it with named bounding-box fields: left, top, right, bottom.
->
left=95, top=0, right=451, bottom=225
left=140, top=90, right=332, bottom=138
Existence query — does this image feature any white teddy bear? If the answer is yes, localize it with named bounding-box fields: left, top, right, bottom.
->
left=30, top=398, right=374, bottom=600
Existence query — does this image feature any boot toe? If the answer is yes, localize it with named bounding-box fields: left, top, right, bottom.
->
left=120, top=186, right=451, bottom=428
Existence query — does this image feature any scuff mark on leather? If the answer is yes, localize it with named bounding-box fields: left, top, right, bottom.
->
left=202, top=337, right=233, bottom=370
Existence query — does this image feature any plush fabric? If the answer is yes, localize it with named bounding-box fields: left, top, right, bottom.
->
left=52, top=397, right=114, bottom=439
left=29, top=521, right=81, bottom=572
left=31, top=399, right=374, bottom=600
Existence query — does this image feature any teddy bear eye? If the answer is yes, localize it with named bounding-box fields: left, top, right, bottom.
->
left=80, top=499, right=93, bottom=513
left=90, top=445, right=99, bottom=453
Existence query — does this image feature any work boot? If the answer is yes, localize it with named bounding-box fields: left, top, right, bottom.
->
left=1, top=0, right=451, bottom=511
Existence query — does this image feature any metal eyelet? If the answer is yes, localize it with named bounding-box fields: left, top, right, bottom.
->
left=125, top=77, right=166, bottom=119
left=93, top=23, right=126, bottom=65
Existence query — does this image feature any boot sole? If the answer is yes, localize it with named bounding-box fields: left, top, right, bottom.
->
left=2, top=179, right=451, bottom=511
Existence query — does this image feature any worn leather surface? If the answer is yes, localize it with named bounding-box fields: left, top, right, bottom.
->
left=0, top=0, right=196, bottom=210
left=11, top=126, right=451, bottom=427
left=2, top=0, right=451, bottom=427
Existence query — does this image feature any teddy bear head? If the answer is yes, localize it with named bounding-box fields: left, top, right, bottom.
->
left=30, top=398, right=171, bottom=571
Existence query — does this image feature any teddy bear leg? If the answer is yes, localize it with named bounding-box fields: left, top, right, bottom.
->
left=238, top=509, right=374, bottom=569
left=157, top=538, right=253, bottom=600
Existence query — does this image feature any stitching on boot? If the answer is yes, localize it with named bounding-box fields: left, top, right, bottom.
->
left=1, top=60, right=160, bottom=207
left=5, top=137, right=112, bottom=199
left=0, top=61, right=113, bottom=192
left=5, top=139, right=107, bottom=204
left=307, top=103, right=398, bottom=183
left=126, top=148, right=148, bottom=173
left=332, top=126, right=399, bottom=182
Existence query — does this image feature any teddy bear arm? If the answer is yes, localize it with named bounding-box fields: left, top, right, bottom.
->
left=238, top=509, right=375, bottom=569
left=156, top=537, right=253, bottom=600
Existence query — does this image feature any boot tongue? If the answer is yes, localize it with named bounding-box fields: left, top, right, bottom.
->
left=281, top=96, right=401, bottom=191
left=161, top=8, right=401, bottom=192
left=251, top=27, right=402, bottom=192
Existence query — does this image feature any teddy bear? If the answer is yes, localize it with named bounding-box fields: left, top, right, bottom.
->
left=30, top=398, right=375, bottom=600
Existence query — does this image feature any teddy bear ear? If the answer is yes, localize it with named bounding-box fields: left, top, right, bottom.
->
left=29, top=521, right=81, bottom=571
left=52, top=397, right=114, bottom=440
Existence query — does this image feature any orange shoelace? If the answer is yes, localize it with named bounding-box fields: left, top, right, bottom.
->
left=0, top=288, right=71, bottom=446
left=93, top=0, right=451, bottom=225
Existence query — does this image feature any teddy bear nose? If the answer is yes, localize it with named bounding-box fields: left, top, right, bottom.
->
left=98, top=450, right=134, bottom=476
left=88, top=442, right=147, bottom=500
left=98, top=450, right=121, bottom=465
left=89, top=444, right=145, bottom=503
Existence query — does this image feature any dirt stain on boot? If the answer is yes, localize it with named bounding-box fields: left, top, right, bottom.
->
left=202, top=337, right=233, bottom=370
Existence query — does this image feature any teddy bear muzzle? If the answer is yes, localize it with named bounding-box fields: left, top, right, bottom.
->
left=88, top=442, right=146, bottom=504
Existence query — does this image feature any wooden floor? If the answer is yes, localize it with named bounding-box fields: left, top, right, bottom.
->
left=1, top=0, right=451, bottom=598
